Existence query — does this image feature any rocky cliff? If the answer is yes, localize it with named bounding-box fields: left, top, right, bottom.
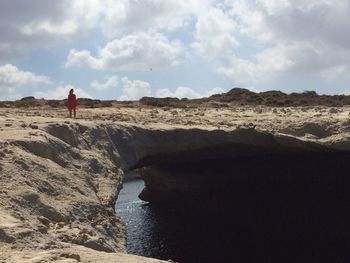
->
left=0, top=117, right=166, bottom=262
left=1, top=105, right=350, bottom=262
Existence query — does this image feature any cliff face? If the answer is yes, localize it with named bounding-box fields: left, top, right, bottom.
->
left=106, top=124, right=349, bottom=203
left=107, top=123, right=350, bottom=261
left=1, top=106, right=350, bottom=262
left=0, top=119, right=166, bottom=262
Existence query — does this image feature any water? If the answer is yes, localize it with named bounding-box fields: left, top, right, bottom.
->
left=115, top=171, right=350, bottom=262
left=115, top=179, right=155, bottom=256
left=115, top=178, right=222, bottom=262
left=115, top=178, right=181, bottom=261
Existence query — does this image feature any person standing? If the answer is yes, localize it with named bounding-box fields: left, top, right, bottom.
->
left=67, top=89, right=77, bottom=118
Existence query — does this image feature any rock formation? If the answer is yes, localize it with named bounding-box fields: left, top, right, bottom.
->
left=0, top=118, right=166, bottom=262
left=1, top=101, right=350, bottom=262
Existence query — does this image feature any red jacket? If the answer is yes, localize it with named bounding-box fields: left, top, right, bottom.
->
left=67, top=94, right=77, bottom=109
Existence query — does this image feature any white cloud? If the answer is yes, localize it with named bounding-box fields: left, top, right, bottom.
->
left=156, top=86, right=225, bottom=98
left=154, top=88, right=174, bottom=98
left=216, top=45, right=295, bottom=84
left=217, top=41, right=350, bottom=84
left=0, top=64, right=92, bottom=100
left=0, top=0, right=101, bottom=59
left=66, top=31, right=183, bottom=71
left=0, top=0, right=213, bottom=60
left=99, top=0, right=199, bottom=38
left=155, top=86, right=202, bottom=99
left=118, top=77, right=152, bottom=100
left=0, top=64, right=52, bottom=100
left=20, top=21, right=78, bottom=37
left=3, top=0, right=350, bottom=95
left=193, top=7, right=239, bottom=59
left=253, top=0, right=350, bottom=46
left=91, top=75, right=222, bottom=100
left=34, top=85, right=91, bottom=100
left=211, top=0, right=350, bottom=84
left=91, top=76, right=119, bottom=91
left=206, top=87, right=225, bottom=96
left=0, top=64, right=51, bottom=86
left=65, top=49, right=102, bottom=70
left=91, top=74, right=226, bottom=100
left=90, top=75, right=151, bottom=100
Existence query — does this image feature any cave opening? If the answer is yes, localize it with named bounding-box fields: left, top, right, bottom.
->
left=116, top=150, right=350, bottom=263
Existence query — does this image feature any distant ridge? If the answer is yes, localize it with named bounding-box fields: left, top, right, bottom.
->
left=140, top=88, right=350, bottom=107
left=1, top=88, right=350, bottom=108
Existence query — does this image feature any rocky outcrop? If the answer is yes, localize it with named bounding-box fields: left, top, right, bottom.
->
left=108, top=125, right=350, bottom=262
left=139, top=88, right=350, bottom=107
left=106, top=125, right=350, bottom=205
left=2, top=88, right=350, bottom=109
left=2, top=106, right=350, bottom=262
left=0, top=121, right=166, bottom=262
left=109, top=126, right=335, bottom=169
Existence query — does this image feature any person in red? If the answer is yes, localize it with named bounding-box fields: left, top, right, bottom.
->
left=67, top=89, right=77, bottom=118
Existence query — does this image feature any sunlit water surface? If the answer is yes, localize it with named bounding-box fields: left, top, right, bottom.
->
left=115, top=178, right=225, bottom=263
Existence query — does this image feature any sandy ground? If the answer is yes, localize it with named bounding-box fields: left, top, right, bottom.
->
left=1, top=105, right=350, bottom=262
left=0, top=107, right=171, bottom=263
left=1, top=105, right=350, bottom=142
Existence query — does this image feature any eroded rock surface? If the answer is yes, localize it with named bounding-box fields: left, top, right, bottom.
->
left=1, top=105, right=350, bottom=262
left=0, top=118, right=166, bottom=262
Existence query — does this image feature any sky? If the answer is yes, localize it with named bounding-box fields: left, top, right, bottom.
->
left=1, top=0, right=350, bottom=100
